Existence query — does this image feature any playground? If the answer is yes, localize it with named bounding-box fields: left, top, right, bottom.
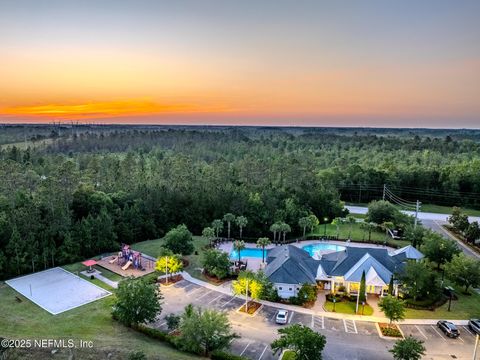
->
left=97, top=244, right=156, bottom=278
left=5, top=267, right=111, bottom=315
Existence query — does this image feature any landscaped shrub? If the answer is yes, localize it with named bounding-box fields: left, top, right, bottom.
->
left=378, top=323, right=402, bottom=337
left=404, top=295, right=446, bottom=310
left=211, top=350, right=248, bottom=360
left=128, top=351, right=147, bottom=360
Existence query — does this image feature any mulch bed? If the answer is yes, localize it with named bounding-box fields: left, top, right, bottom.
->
left=378, top=323, right=403, bottom=338
left=203, top=271, right=237, bottom=284
left=239, top=301, right=262, bottom=315
left=158, top=274, right=183, bottom=285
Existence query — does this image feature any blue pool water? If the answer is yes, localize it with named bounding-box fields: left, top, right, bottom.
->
left=302, top=243, right=346, bottom=256
left=229, top=243, right=346, bottom=260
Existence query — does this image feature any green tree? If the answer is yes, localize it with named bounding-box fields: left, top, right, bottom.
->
left=358, top=270, right=366, bottom=304
left=202, top=226, right=215, bottom=246
left=202, top=249, right=231, bottom=279
left=389, top=336, right=426, bottom=360
left=223, top=213, right=236, bottom=239
left=112, top=278, right=162, bottom=327
left=211, top=219, right=223, bottom=238
left=235, top=215, right=248, bottom=239
left=448, top=207, right=469, bottom=232
left=400, top=261, right=439, bottom=301
left=270, top=222, right=281, bottom=243
left=278, top=222, right=291, bottom=244
left=421, top=231, right=460, bottom=270
left=298, top=217, right=310, bottom=239
left=308, top=214, right=319, bottom=233
left=464, top=221, right=480, bottom=244
left=178, top=306, right=236, bottom=356
left=271, top=324, right=326, bottom=360
left=444, top=253, right=480, bottom=293
left=155, top=252, right=183, bottom=283
left=346, top=215, right=357, bottom=239
left=256, top=237, right=271, bottom=263
left=164, top=224, right=194, bottom=255
left=366, top=200, right=399, bottom=225
left=380, top=221, right=395, bottom=242
left=404, top=225, right=425, bottom=249
left=332, top=217, right=343, bottom=238
left=379, top=295, right=405, bottom=325
left=297, top=283, right=317, bottom=304
left=388, top=275, right=394, bottom=296
left=233, top=240, right=245, bottom=263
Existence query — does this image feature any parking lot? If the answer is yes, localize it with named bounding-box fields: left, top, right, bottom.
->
left=155, top=280, right=478, bottom=360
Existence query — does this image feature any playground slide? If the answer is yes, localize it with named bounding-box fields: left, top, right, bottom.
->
left=122, top=260, right=132, bottom=271
left=109, top=256, right=118, bottom=264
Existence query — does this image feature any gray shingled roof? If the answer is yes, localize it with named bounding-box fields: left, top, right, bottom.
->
left=265, top=245, right=319, bottom=284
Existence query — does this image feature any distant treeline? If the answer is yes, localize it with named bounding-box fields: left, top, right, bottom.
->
left=0, top=126, right=479, bottom=279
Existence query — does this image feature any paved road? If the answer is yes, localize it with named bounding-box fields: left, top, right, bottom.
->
left=347, top=205, right=480, bottom=260
left=156, top=280, right=479, bottom=360
left=345, top=206, right=480, bottom=223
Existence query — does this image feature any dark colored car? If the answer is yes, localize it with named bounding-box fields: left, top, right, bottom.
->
left=437, top=320, right=460, bottom=338
left=468, top=319, right=480, bottom=335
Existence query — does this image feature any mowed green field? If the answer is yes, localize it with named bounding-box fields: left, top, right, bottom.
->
left=0, top=276, right=199, bottom=360
left=310, top=222, right=410, bottom=248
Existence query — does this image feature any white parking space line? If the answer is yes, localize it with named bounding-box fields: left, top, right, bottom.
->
left=258, top=344, right=268, bottom=360
left=207, top=294, right=223, bottom=305
left=160, top=321, right=166, bottom=327
left=430, top=325, right=447, bottom=341
left=458, top=336, right=465, bottom=343
left=320, top=316, right=325, bottom=329
left=415, top=325, right=428, bottom=340
left=343, top=319, right=357, bottom=334
left=221, top=296, right=236, bottom=308
left=183, top=283, right=194, bottom=291
left=240, top=342, right=251, bottom=356
left=311, top=315, right=314, bottom=329
left=463, top=326, right=474, bottom=336
left=288, top=311, right=294, bottom=324
left=271, top=312, right=277, bottom=322
left=186, top=287, right=202, bottom=297
left=196, top=290, right=212, bottom=301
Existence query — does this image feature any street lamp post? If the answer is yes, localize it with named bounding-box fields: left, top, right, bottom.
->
left=332, top=297, right=336, bottom=312
left=324, top=217, right=328, bottom=236
left=362, top=301, right=365, bottom=315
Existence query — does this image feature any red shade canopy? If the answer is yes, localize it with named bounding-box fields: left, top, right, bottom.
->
left=82, top=259, right=97, bottom=267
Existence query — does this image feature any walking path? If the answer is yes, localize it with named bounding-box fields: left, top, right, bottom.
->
left=180, top=271, right=470, bottom=326
left=80, top=270, right=118, bottom=289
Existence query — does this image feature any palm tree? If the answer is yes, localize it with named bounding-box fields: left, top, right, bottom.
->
left=270, top=222, right=281, bottom=244
left=223, top=213, right=236, bottom=239
left=331, top=217, right=343, bottom=238
left=381, top=221, right=395, bottom=243
left=256, top=237, right=271, bottom=263
left=298, top=217, right=310, bottom=239
left=212, top=219, right=223, bottom=238
left=235, top=216, right=248, bottom=239
left=308, top=214, right=319, bottom=233
left=279, top=222, right=291, bottom=244
left=346, top=215, right=357, bottom=239
left=233, top=240, right=246, bottom=263
left=202, top=226, right=215, bottom=246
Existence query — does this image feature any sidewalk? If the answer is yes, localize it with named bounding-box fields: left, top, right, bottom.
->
left=181, top=271, right=470, bottom=326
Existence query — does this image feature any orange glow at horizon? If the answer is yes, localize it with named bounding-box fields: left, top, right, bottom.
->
left=1, top=99, right=234, bottom=120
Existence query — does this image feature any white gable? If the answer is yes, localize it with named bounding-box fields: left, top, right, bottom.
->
left=365, top=267, right=386, bottom=286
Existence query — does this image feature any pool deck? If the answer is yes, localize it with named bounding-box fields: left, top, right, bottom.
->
left=218, top=239, right=395, bottom=267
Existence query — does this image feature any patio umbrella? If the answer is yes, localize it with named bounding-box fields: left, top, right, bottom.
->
left=82, top=259, right=97, bottom=272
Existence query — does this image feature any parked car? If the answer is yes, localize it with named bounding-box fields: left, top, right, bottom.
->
left=275, top=310, right=289, bottom=324
left=437, top=320, right=460, bottom=338
left=468, top=319, right=480, bottom=335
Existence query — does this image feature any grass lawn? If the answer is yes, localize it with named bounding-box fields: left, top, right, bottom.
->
left=132, top=236, right=212, bottom=283
left=310, top=222, right=410, bottom=248
left=281, top=350, right=296, bottom=360
left=404, top=284, right=480, bottom=319
left=346, top=202, right=480, bottom=217
left=324, top=300, right=374, bottom=316
left=63, top=262, right=124, bottom=282
left=0, top=282, right=200, bottom=360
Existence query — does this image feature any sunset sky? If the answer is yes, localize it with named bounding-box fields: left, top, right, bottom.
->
left=1, top=0, right=479, bottom=127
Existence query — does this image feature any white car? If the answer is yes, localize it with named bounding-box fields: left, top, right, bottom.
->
left=275, top=310, right=289, bottom=324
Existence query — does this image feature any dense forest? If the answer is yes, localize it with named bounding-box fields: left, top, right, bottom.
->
left=0, top=125, right=479, bottom=279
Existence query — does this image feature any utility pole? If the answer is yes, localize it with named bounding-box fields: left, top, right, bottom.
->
left=165, top=256, right=168, bottom=284
left=414, top=200, right=421, bottom=229
left=245, top=278, right=249, bottom=312
left=382, top=184, right=386, bottom=201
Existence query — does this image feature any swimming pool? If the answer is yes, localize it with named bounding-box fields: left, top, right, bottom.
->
left=229, top=243, right=346, bottom=260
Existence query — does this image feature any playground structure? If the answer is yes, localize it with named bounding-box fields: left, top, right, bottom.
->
left=97, top=244, right=156, bottom=278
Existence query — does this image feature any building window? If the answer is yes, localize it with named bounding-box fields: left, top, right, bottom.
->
left=279, top=287, right=283, bottom=290
left=289, top=288, right=292, bottom=291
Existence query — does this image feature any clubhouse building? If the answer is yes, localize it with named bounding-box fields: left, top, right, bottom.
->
left=265, top=244, right=423, bottom=299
